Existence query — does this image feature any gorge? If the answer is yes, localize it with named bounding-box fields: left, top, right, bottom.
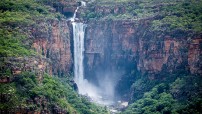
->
left=0, top=0, right=202, bottom=114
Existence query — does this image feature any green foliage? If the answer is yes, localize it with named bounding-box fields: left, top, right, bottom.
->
left=150, top=0, right=202, bottom=32
left=124, top=73, right=202, bottom=114
left=170, top=78, right=186, bottom=97
left=0, top=11, right=34, bottom=27
left=0, top=72, right=108, bottom=113
left=130, top=75, right=160, bottom=101
left=0, top=83, right=21, bottom=109
left=0, top=29, right=33, bottom=57
left=86, top=12, right=97, bottom=19
left=82, top=10, right=103, bottom=20
left=122, top=83, right=177, bottom=114
left=84, top=0, right=202, bottom=32
left=15, top=72, right=38, bottom=98
left=0, top=0, right=65, bottom=57
left=31, top=75, right=72, bottom=111
left=0, top=0, right=63, bottom=20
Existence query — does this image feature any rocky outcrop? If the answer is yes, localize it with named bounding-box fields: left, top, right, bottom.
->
left=188, top=37, right=202, bottom=74
left=84, top=19, right=202, bottom=84
left=32, top=19, right=72, bottom=76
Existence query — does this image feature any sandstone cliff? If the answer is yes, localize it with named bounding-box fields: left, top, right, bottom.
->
left=82, top=17, right=202, bottom=102
left=84, top=19, right=201, bottom=80
left=32, top=19, right=72, bottom=76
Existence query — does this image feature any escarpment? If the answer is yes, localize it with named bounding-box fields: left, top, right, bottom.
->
left=84, top=19, right=202, bottom=82
left=81, top=1, right=202, bottom=103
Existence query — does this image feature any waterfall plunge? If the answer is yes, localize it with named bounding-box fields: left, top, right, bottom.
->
left=72, top=22, right=85, bottom=91
left=71, top=2, right=100, bottom=99
left=71, top=1, right=115, bottom=105
left=72, top=19, right=101, bottom=100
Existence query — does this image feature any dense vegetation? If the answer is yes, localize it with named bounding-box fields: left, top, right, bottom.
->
left=0, top=72, right=108, bottom=113
left=0, top=29, right=32, bottom=57
left=0, top=0, right=63, bottom=57
left=122, top=74, right=202, bottom=114
left=0, top=0, right=108, bottom=113
left=116, top=66, right=202, bottom=113
left=83, top=0, right=202, bottom=32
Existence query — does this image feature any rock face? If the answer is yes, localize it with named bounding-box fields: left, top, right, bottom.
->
left=32, top=19, right=72, bottom=76
left=188, top=38, right=202, bottom=74
left=84, top=19, right=202, bottom=84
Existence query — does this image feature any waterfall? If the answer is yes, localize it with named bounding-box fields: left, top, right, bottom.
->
left=71, top=1, right=91, bottom=95
left=71, top=1, right=101, bottom=98
left=70, top=7, right=79, bottom=22
left=71, top=2, right=85, bottom=92
left=71, top=1, right=115, bottom=105
left=72, top=22, right=86, bottom=94
left=70, top=1, right=85, bottom=22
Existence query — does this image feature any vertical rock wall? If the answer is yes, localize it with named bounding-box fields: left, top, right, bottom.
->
left=84, top=19, right=202, bottom=84
left=32, top=19, right=73, bottom=76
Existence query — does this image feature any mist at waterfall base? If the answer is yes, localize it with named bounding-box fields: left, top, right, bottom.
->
left=77, top=71, right=120, bottom=105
